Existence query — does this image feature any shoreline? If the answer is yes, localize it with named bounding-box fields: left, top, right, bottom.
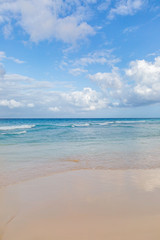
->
left=1, top=169, right=160, bottom=239
left=1, top=166, right=160, bottom=189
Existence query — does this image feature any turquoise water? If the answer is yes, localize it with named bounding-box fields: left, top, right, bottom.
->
left=1, top=118, right=160, bottom=187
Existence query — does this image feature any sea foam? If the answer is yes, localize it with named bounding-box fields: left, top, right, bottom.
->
left=1, top=131, right=27, bottom=135
left=72, top=123, right=90, bottom=127
left=115, top=120, right=146, bottom=124
left=0, top=125, right=35, bottom=130
left=97, top=121, right=114, bottom=125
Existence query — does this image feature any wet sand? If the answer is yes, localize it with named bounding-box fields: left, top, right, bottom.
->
left=1, top=169, right=160, bottom=240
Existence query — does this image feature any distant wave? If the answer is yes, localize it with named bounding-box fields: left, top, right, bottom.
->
left=115, top=120, right=146, bottom=124
left=72, top=123, right=90, bottom=127
left=97, top=121, right=114, bottom=126
left=53, top=121, right=146, bottom=127
left=0, top=125, right=35, bottom=130
left=1, top=131, right=27, bottom=135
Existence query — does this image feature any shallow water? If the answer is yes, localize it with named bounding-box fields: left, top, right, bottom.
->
left=1, top=118, right=160, bottom=187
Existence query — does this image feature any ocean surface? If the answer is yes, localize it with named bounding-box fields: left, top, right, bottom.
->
left=1, top=118, right=160, bottom=187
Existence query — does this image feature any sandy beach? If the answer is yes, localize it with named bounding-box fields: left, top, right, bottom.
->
left=1, top=169, right=160, bottom=240
left=0, top=0, right=159, bottom=236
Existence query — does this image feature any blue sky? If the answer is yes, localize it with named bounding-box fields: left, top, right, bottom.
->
left=0, top=0, right=160, bottom=118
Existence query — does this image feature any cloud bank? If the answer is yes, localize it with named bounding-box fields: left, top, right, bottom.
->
left=0, top=55, right=160, bottom=116
left=89, top=56, right=160, bottom=107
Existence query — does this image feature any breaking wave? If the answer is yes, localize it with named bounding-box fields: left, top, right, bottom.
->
left=1, top=131, right=27, bottom=135
left=0, top=125, right=35, bottom=130
left=72, top=123, right=90, bottom=127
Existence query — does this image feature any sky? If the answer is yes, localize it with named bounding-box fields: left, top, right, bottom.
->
left=0, top=0, right=160, bottom=118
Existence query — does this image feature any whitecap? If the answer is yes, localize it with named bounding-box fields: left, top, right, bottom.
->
left=72, top=123, right=90, bottom=127
left=1, top=131, right=27, bottom=135
left=0, top=124, right=35, bottom=130
left=98, top=121, right=114, bottom=126
left=115, top=120, right=146, bottom=124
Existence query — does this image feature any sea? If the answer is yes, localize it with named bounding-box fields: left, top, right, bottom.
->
left=0, top=118, right=160, bottom=187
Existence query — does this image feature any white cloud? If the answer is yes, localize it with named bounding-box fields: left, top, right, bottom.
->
left=88, top=56, right=160, bottom=107
left=60, top=49, right=120, bottom=77
left=147, top=49, right=160, bottom=57
left=98, top=0, right=111, bottom=11
left=74, top=49, right=120, bottom=67
left=1, top=55, right=160, bottom=116
left=3, top=22, right=12, bottom=38
left=0, top=15, right=4, bottom=23
left=0, top=63, right=5, bottom=77
left=0, top=68, right=56, bottom=111
left=8, top=57, right=25, bottom=64
left=89, top=67, right=122, bottom=90
left=125, top=57, right=160, bottom=104
left=27, top=103, right=34, bottom=108
left=126, top=57, right=160, bottom=84
left=49, top=106, right=60, bottom=112
left=0, top=99, right=23, bottom=108
left=0, top=51, right=24, bottom=64
left=123, top=25, right=140, bottom=33
left=0, top=64, right=108, bottom=115
left=69, top=68, right=87, bottom=76
left=0, top=51, right=6, bottom=60
left=55, top=17, right=94, bottom=43
left=108, top=0, right=145, bottom=19
left=0, top=0, right=95, bottom=43
left=62, top=87, right=108, bottom=111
